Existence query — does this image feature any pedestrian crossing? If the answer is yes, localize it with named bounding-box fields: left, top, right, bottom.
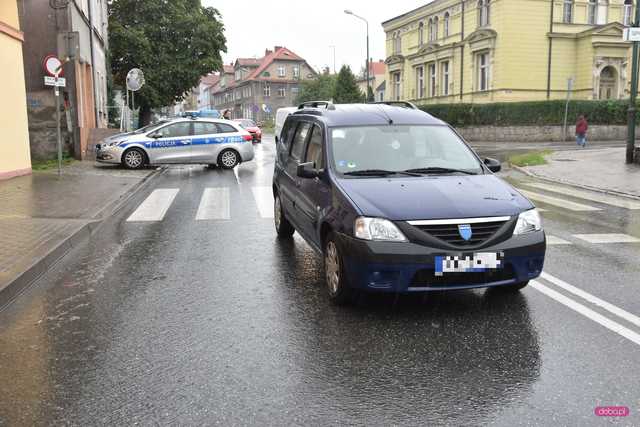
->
left=124, top=185, right=640, bottom=247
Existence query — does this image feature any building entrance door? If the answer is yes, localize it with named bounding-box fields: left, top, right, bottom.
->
left=599, top=66, right=617, bottom=100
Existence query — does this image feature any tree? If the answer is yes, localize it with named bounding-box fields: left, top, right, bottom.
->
left=109, top=0, right=227, bottom=125
left=333, top=65, right=364, bottom=104
left=295, top=74, right=337, bottom=104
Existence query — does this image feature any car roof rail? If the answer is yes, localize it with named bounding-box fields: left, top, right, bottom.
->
left=297, top=100, right=336, bottom=110
left=368, top=101, right=419, bottom=110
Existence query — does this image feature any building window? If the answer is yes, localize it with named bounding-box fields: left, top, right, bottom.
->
left=588, top=0, right=597, bottom=24
left=477, top=52, right=490, bottom=91
left=624, top=0, right=633, bottom=25
left=563, top=0, right=573, bottom=23
left=278, top=66, right=286, bottom=77
left=393, top=72, right=401, bottom=100
left=393, top=32, right=402, bottom=54
left=264, top=84, right=271, bottom=97
left=278, top=87, right=286, bottom=97
left=444, top=12, right=450, bottom=37
left=433, top=16, right=439, bottom=40
left=427, top=19, right=433, bottom=42
left=597, top=0, right=608, bottom=25
left=441, top=61, right=449, bottom=96
left=428, top=63, right=436, bottom=97
left=379, top=91, right=384, bottom=101
left=293, top=66, right=300, bottom=78
left=416, top=66, right=425, bottom=98
left=418, top=22, right=424, bottom=46
left=292, top=86, right=299, bottom=95
left=478, top=0, right=490, bottom=27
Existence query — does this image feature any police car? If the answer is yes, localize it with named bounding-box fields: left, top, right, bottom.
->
left=273, top=101, right=546, bottom=304
left=96, top=117, right=255, bottom=169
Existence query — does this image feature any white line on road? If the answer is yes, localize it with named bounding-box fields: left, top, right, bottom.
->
left=541, top=272, right=640, bottom=329
left=573, top=234, right=640, bottom=244
left=525, top=182, right=640, bottom=210
left=531, top=280, right=640, bottom=347
left=196, top=188, right=230, bottom=220
left=518, top=189, right=602, bottom=211
left=126, top=189, right=179, bottom=222
left=252, top=186, right=274, bottom=218
left=546, top=235, right=572, bottom=245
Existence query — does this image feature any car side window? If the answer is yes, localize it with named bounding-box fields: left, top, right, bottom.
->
left=304, top=125, right=323, bottom=169
left=290, top=122, right=311, bottom=161
left=193, top=122, right=218, bottom=136
left=156, top=122, right=191, bottom=138
left=216, top=123, right=237, bottom=133
left=281, top=120, right=296, bottom=148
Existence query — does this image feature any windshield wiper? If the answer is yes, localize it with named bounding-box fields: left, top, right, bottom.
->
left=343, top=169, right=421, bottom=177
left=403, top=167, right=479, bottom=175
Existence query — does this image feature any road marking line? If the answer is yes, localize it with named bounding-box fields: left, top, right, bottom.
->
left=518, top=189, right=602, bottom=211
left=126, top=189, right=179, bottom=222
left=572, top=233, right=640, bottom=244
left=541, top=272, right=640, bottom=329
left=525, top=182, right=640, bottom=210
left=196, top=188, right=230, bottom=220
left=531, top=280, right=640, bottom=347
left=546, top=235, right=572, bottom=245
left=252, top=186, right=274, bottom=218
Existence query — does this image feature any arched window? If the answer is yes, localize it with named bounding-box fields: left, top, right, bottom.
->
left=433, top=16, right=439, bottom=40
left=478, top=0, right=490, bottom=27
left=418, top=22, right=424, bottom=46
left=588, top=0, right=597, bottom=24
left=428, top=18, right=433, bottom=42
left=624, top=0, right=633, bottom=26
left=444, top=12, right=450, bottom=37
left=393, top=32, right=402, bottom=54
left=563, top=0, right=573, bottom=23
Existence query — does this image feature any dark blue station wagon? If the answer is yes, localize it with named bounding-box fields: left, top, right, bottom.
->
left=272, top=101, right=546, bottom=304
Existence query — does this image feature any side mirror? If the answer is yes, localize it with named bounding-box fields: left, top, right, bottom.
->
left=297, top=162, right=319, bottom=179
left=484, top=157, right=501, bottom=173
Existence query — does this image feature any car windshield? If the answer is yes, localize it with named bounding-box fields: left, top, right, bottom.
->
left=330, top=125, right=483, bottom=175
left=133, top=120, right=169, bottom=134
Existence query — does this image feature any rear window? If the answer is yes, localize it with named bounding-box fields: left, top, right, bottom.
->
left=216, top=123, right=238, bottom=133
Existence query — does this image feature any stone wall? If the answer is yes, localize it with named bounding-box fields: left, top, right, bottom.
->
left=25, top=90, right=73, bottom=161
left=455, top=125, right=638, bottom=142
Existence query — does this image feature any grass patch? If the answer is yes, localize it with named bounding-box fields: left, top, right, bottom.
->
left=508, top=150, right=552, bottom=167
left=31, top=155, right=75, bottom=171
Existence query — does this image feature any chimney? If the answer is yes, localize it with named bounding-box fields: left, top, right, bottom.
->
left=274, top=46, right=283, bottom=51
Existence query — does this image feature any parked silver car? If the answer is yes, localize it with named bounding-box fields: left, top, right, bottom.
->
left=96, top=118, right=255, bottom=169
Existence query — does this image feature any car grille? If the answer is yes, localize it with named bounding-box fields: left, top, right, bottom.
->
left=410, top=264, right=515, bottom=287
left=411, top=220, right=508, bottom=247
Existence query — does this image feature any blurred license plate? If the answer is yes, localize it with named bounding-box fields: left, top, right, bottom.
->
left=435, top=252, right=503, bottom=276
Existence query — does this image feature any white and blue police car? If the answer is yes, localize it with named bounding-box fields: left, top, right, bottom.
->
left=96, top=117, right=255, bottom=169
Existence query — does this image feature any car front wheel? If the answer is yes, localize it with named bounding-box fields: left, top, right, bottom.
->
left=122, top=148, right=146, bottom=169
left=324, top=233, right=353, bottom=305
left=218, top=149, right=240, bottom=169
left=274, top=193, right=295, bottom=237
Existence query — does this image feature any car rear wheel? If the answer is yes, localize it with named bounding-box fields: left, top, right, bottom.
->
left=122, top=148, right=146, bottom=169
left=324, top=233, right=353, bottom=305
left=218, top=149, right=240, bottom=169
left=274, top=193, right=295, bottom=237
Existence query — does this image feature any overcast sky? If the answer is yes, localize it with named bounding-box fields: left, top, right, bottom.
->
left=202, top=1, right=430, bottom=74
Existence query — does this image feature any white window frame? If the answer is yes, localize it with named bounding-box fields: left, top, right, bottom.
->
left=428, top=19, right=434, bottom=42
left=264, top=84, right=271, bottom=97
left=418, top=22, right=424, bottom=46
left=278, top=66, right=286, bottom=77
left=416, top=66, right=425, bottom=98
left=597, top=0, right=608, bottom=25
left=624, top=1, right=633, bottom=26
left=562, top=0, right=573, bottom=23
left=293, top=66, right=300, bottom=78
left=428, top=63, right=436, bottom=97
left=588, top=0, right=597, bottom=24
left=477, top=52, right=490, bottom=92
left=444, top=12, right=450, bottom=37
left=441, top=61, right=449, bottom=96
left=478, top=0, right=490, bottom=27
left=278, top=86, right=286, bottom=97
left=393, top=72, right=401, bottom=101
left=433, top=16, right=439, bottom=40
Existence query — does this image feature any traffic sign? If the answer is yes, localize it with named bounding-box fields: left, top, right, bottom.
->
left=44, top=76, right=66, bottom=87
left=43, top=55, right=63, bottom=77
left=623, top=27, right=640, bottom=42
left=126, top=68, right=145, bottom=91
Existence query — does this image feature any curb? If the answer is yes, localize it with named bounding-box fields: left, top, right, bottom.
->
left=0, top=167, right=164, bottom=311
left=510, top=164, right=640, bottom=201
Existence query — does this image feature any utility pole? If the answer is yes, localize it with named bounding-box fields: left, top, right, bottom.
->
left=344, top=10, right=372, bottom=101
left=626, top=0, right=640, bottom=164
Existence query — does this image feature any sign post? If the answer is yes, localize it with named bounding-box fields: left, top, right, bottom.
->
left=625, top=16, right=640, bottom=163
left=126, top=68, right=145, bottom=131
left=563, top=77, right=574, bottom=141
left=44, top=55, right=66, bottom=175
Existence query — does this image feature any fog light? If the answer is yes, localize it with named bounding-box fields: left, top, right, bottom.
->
left=368, top=271, right=398, bottom=289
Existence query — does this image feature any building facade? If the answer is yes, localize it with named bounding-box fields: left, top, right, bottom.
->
left=383, top=0, right=636, bottom=104
left=356, top=60, right=387, bottom=99
left=210, top=47, right=317, bottom=122
left=0, top=0, right=31, bottom=179
left=19, top=0, right=109, bottom=160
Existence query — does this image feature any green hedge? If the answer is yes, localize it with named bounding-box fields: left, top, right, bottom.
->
left=418, top=100, right=637, bottom=127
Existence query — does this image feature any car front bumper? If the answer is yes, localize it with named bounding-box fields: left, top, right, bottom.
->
left=337, top=231, right=546, bottom=292
left=95, top=144, right=124, bottom=164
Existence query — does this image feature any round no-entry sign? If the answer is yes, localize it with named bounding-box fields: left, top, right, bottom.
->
left=43, top=55, right=63, bottom=77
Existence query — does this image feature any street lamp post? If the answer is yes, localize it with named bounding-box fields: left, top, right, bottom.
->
left=345, top=10, right=372, bottom=101
left=626, top=1, right=640, bottom=164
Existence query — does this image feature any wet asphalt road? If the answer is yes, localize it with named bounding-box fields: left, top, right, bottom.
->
left=1, top=137, right=639, bottom=426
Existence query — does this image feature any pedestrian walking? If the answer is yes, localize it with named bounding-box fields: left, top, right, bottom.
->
left=575, top=115, right=588, bottom=148
left=223, top=109, right=231, bottom=120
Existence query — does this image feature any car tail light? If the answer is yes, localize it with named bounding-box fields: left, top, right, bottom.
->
left=243, top=134, right=252, bottom=141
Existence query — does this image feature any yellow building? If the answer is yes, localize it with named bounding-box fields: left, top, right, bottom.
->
left=383, top=0, right=636, bottom=104
left=0, top=0, right=31, bottom=179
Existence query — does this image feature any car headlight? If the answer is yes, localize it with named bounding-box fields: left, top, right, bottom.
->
left=513, top=209, right=542, bottom=235
left=354, top=217, right=407, bottom=242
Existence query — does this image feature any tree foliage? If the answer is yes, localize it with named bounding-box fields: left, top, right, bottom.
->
left=295, top=74, right=337, bottom=104
left=109, top=0, right=227, bottom=123
left=333, top=65, right=364, bottom=104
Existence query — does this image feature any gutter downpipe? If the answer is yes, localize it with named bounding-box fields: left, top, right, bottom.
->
left=87, top=0, right=100, bottom=126
left=546, top=0, right=554, bottom=99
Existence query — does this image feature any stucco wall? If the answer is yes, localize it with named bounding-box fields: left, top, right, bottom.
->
left=0, top=2, right=32, bottom=178
left=456, top=124, right=638, bottom=142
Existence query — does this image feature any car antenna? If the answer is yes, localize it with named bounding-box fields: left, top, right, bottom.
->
left=375, top=105, right=394, bottom=125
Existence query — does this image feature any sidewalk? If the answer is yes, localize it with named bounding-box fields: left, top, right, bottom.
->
left=0, top=162, right=159, bottom=307
left=515, top=147, right=640, bottom=198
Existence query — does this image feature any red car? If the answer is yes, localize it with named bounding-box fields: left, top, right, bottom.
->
left=234, top=119, right=262, bottom=143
